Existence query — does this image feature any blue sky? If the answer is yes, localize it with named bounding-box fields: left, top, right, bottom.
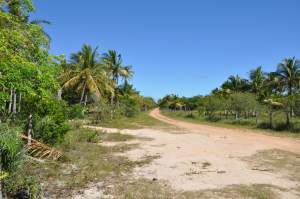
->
left=32, top=0, right=300, bottom=99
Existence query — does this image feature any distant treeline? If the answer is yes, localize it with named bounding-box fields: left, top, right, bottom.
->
left=159, top=58, right=300, bottom=130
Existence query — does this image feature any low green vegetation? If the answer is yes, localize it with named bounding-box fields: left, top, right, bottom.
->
left=161, top=110, right=300, bottom=138
left=0, top=0, right=156, bottom=197
left=159, top=61, right=300, bottom=135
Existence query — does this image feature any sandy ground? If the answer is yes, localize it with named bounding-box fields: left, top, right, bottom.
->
left=84, top=109, right=300, bottom=198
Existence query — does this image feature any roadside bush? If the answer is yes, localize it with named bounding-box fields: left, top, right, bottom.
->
left=0, top=124, right=23, bottom=175
left=4, top=175, right=41, bottom=199
left=34, top=116, right=70, bottom=145
left=202, top=96, right=223, bottom=120
left=62, top=128, right=101, bottom=149
left=67, top=104, right=85, bottom=119
left=0, top=124, right=41, bottom=198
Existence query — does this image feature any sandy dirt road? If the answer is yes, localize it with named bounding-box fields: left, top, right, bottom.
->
left=149, top=108, right=300, bottom=154
left=85, top=109, right=300, bottom=198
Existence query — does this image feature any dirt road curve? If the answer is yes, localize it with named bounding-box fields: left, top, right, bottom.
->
left=150, top=108, right=300, bottom=154
left=86, top=109, right=300, bottom=197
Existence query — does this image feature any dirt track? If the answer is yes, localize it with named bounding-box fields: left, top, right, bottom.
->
left=150, top=108, right=300, bottom=154
left=85, top=109, right=300, bottom=198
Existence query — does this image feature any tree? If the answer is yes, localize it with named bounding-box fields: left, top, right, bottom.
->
left=221, top=75, right=250, bottom=93
left=276, top=57, right=300, bottom=96
left=61, top=44, right=113, bottom=105
left=276, top=57, right=300, bottom=116
left=202, top=95, right=223, bottom=120
left=249, top=66, right=265, bottom=98
left=102, top=50, right=126, bottom=85
left=229, top=93, right=257, bottom=120
left=122, top=65, right=134, bottom=85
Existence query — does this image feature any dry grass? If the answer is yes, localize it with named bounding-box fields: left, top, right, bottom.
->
left=107, top=179, right=279, bottom=199
left=243, top=149, right=300, bottom=182
left=24, top=127, right=153, bottom=198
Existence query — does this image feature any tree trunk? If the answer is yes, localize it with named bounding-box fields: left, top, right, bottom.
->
left=288, top=85, right=293, bottom=117
left=255, top=111, right=258, bottom=125
left=18, top=93, right=22, bottom=113
left=8, top=89, right=13, bottom=113
left=0, top=162, right=3, bottom=199
left=57, top=88, right=62, bottom=100
left=12, top=89, right=17, bottom=114
left=110, top=93, right=114, bottom=106
left=27, top=113, right=33, bottom=145
left=286, top=110, right=290, bottom=127
left=80, top=83, right=86, bottom=104
left=269, top=110, right=273, bottom=129
left=84, top=94, right=88, bottom=106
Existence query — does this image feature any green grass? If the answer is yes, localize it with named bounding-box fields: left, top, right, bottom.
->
left=161, top=110, right=300, bottom=138
left=90, top=110, right=172, bottom=130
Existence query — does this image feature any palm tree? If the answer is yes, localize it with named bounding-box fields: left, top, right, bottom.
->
left=276, top=57, right=300, bottom=96
left=249, top=66, right=265, bottom=97
left=102, top=50, right=126, bottom=85
left=61, top=44, right=113, bottom=105
left=276, top=57, right=300, bottom=119
left=122, top=65, right=134, bottom=85
left=221, top=75, right=250, bottom=92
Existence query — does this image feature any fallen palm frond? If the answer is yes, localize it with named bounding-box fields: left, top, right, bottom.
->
left=20, top=134, right=63, bottom=160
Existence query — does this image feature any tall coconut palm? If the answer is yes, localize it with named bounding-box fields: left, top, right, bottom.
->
left=121, top=65, right=134, bottom=85
left=102, top=50, right=126, bottom=85
left=276, top=57, right=300, bottom=119
left=276, top=57, right=300, bottom=96
left=221, top=75, right=250, bottom=92
left=61, top=44, right=113, bottom=105
left=249, top=66, right=265, bottom=97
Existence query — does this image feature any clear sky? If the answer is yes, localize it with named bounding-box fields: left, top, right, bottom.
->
left=32, top=0, right=300, bottom=99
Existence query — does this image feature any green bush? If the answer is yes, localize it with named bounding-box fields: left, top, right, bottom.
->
left=4, top=175, right=41, bottom=199
left=67, top=104, right=85, bottom=119
left=34, top=116, right=70, bottom=145
left=0, top=124, right=41, bottom=198
left=62, top=128, right=100, bottom=149
left=0, top=124, right=23, bottom=174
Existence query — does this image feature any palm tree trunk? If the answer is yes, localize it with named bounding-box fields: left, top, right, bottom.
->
left=84, top=94, right=88, bottom=106
left=12, top=89, right=17, bottom=114
left=27, top=113, right=33, bottom=145
left=8, top=89, right=13, bottom=113
left=288, top=84, right=293, bottom=117
left=0, top=164, right=3, bottom=199
left=80, top=83, right=86, bottom=104
left=286, top=109, right=290, bottom=127
left=235, top=112, right=238, bottom=120
left=57, top=88, right=62, bottom=100
left=269, top=110, right=273, bottom=129
left=110, top=93, right=114, bottom=105
left=18, top=93, right=22, bottom=113
left=255, top=111, right=258, bottom=125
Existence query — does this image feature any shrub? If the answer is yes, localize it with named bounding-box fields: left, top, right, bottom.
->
left=4, top=175, right=41, bottom=199
left=34, top=116, right=70, bottom=145
left=0, top=124, right=41, bottom=198
left=0, top=124, right=23, bottom=174
left=67, top=104, right=85, bottom=119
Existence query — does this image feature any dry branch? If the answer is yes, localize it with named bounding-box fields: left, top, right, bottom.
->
left=20, top=134, right=63, bottom=160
